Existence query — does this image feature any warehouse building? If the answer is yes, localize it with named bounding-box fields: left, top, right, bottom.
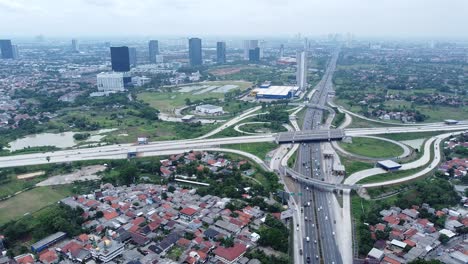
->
left=31, top=232, right=67, bottom=253
left=252, top=85, right=298, bottom=100
left=195, top=104, right=224, bottom=115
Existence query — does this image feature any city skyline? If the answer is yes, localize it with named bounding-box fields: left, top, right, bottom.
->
left=0, top=0, right=467, bottom=38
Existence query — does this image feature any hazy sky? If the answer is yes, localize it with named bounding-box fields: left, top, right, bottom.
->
left=0, top=0, right=467, bottom=38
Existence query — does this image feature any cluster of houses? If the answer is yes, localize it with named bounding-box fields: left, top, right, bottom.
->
left=5, top=184, right=270, bottom=264
left=159, top=151, right=252, bottom=180
left=438, top=134, right=468, bottom=178
left=370, top=109, right=419, bottom=123
left=366, top=204, right=468, bottom=264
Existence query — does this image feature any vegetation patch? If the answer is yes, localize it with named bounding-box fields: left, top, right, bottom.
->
left=339, top=137, right=404, bottom=158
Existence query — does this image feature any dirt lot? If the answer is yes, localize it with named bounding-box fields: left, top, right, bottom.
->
left=209, top=67, right=245, bottom=76
left=17, top=171, right=45, bottom=179
left=36, top=165, right=106, bottom=186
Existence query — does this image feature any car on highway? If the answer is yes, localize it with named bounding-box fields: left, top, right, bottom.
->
left=314, top=239, right=317, bottom=244
left=332, top=231, right=335, bottom=236
left=312, top=223, right=315, bottom=227
left=305, top=216, right=308, bottom=221
left=306, top=256, right=310, bottom=263
left=325, top=216, right=328, bottom=220
left=299, top=249, right=303, bottom=255
left=296, top=227, right=299, bottom=231
left=306, top=236, right=310, bottom=242
left=307, top=202, right=310, bottom=206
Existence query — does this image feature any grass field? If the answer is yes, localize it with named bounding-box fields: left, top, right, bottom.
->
left=240, top=123, right=287, bottom=133
left=379, top=131, right=448, bottom=141
left=335, top=98, right=468, bottom=124
left=139, top=81, right=252, bottom=113
left=357, top=142, right=435, bottom=184
left=339, top=155, right=374, bottom=177
left=339, top=137, right=404, bottom=158
left=224, top=142, right=278, bottom=160
left=0, top=186, right=73, bottom=225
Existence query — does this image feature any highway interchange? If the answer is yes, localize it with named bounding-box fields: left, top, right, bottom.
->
left=2, top=49, right=468, bottom=264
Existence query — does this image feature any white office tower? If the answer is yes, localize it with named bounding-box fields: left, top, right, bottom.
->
left=97, top=72, right=126, bottom=92
left=259, top=40, right=266, bottom=58
left=296, top=51, right=307, bottom=90
left=243, top=40, right=259, bottom=60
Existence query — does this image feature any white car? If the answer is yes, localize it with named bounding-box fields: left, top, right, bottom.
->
left=332, top=231, right=335, bottom=236
left=306, top=236, right=310, bottom=242
left=325, top=216, right=328, bottom=220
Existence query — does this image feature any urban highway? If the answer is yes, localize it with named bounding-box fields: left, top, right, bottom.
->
left=295, top=49, right=343, bottom=264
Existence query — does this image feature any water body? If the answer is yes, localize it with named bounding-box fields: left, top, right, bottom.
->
left=8, top=129, right=117, bottom=151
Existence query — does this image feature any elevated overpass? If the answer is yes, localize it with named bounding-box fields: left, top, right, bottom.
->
left=282, top=167, right=359, bottom=191
left=276, top=129, right=345, bottom=144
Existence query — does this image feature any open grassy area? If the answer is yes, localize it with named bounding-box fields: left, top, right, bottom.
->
left=295, top=107, right=306, bottom=129
left=224, top=142, right=278, bottom=160
left=379, top=131, right=454, bottom=141
left=335, top=98, right=468, bottom=124
left=239, top=123, right=287, bottom=133
left=357, top=142, right=435, bottom=184
left=339, top=155, right=374, bottom=177
left=138, top=81, right=252, bottom=114
left=384, top=100, right=468, bottom=122
left=339, top=137, right=404, bottom=158
left=0, top=186, right=74, bottom=225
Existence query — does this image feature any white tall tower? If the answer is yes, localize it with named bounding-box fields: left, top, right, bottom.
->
left=296, top=51, right=307, bottom=90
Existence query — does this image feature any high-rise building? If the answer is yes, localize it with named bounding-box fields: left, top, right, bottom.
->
left=188, top=38, right=202, bottom=66
left=12, top=45, right=18, bottom=59
left=72, top=39, right=79, bottom=52
left=0, top=40, right=14, bottom=59
left=129, top=47, right=137, bottom=67
left=296, top=51, right=307, bottom=90
left=243, top=40, right=258, bottom=60
left=148, top=40, right=159, bottom=63
left=279, top=44, right=284, bottom=58
left=249, top=47, right=260, bottom=63
left=216, top=42, right=226, bottom=64
left=110, top=46, right=130, bottom=72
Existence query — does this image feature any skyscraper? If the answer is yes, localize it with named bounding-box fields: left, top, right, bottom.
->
left=243, top=40, right=258, bottom=60
left=110, top=46, right=130, bottom=72
left=0, top=40, right=14, bottom=59
left=148, top=40, right=159, bottom=63
left=72, top=39, right=79, bottom=52
left=129, top=47, right=137, bottom=67
left=296, top=51, right=307, bottom=90
left=216, top=42, right=226, bottom=64
left=188, top=38, right=202, bottom=66
left=279, top=44, right=284, bottom=58
left=249, top=47, right=260, bottom=63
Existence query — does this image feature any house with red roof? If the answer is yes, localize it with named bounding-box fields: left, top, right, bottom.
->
left=103, top=210, right=119, bottom=220
left=14, top=254, right=35, bottom=264
left=180, top=207, right=198, bottom=221
left=213, top=243, right=248, bottom=264
left=39, top=249, right=58, bottom=264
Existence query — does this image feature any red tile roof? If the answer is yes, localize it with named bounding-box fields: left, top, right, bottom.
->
left=214, top=243, right=247, bottom=262
left=39, top=250, right=58, bottom=263
left=180, top=207, right=197, bottom=216
left=104, top=210, right=118, bottom=220
left=15, top=254, right=35, bottom=264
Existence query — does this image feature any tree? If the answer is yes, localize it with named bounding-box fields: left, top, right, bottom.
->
left=438, top=233, right=449, bottom=244
left=168, top=186, right=176, bottom=193
left=95, top=211, right=104, bottom=218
